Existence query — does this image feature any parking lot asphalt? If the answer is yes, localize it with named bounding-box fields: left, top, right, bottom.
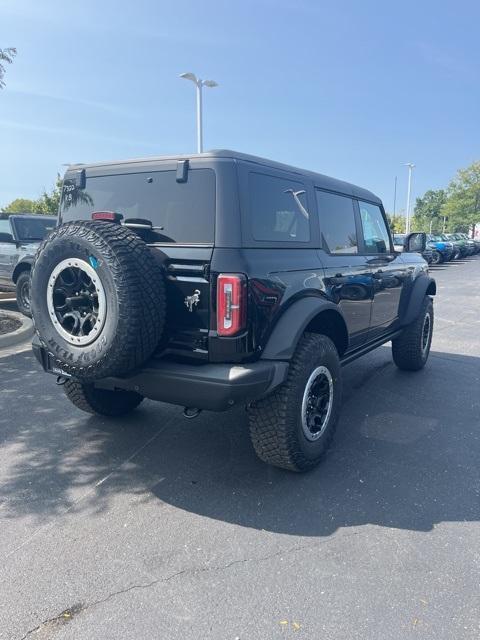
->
left=0, top=257, right=479, bottom=640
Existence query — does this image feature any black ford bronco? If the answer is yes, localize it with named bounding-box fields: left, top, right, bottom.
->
left=31, top=150, right=435, bottom=472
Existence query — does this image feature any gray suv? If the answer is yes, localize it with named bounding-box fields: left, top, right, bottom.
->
left=0, top=214, right=56, bottom=315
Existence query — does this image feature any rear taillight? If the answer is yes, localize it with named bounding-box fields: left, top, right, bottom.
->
left=91, top=211, right=123, bottom=223
left=216, top=274, right=247, bottom=337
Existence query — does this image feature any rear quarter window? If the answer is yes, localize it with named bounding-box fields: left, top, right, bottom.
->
left=249, top=172, right=310, bottom=243
left=61, top=168, right=216, bottom=244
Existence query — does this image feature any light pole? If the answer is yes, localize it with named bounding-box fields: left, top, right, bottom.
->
left=404, top=162, right=415, bottom=234
left=180, top=72, right=218, bottom=153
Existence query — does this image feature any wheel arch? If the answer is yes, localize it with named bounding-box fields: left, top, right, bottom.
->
left=12, top=259, right=33, bottom=283
left=261, top=297, right=349, bottom=361
left=400, top=275, right=436, bottom=326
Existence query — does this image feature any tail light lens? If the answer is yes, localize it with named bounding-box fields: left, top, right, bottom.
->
left=91, top=211, right=123, bottom=223
left=216, top=274, right=247, bottom=336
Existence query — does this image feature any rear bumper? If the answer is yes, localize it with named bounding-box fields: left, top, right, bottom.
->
left=32, top=337, right=288, bottom=412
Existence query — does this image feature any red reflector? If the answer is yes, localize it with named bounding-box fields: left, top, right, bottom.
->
left=91, top=211, right=123, bottom=222
left=217, top=274, right=247, bottom=337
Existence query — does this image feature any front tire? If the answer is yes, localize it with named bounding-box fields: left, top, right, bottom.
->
left=248, top=333, right=342, bottom=472
left=64, top=379, right=143, bottom=416
left=431, top=250, right=443, bottom=265
left=392, top=296, right=433, bottom=371
left=16, top=271, right=32, bottom=317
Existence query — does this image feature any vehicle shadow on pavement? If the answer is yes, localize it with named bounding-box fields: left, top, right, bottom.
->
left=0, top=347, right=478, bottom=537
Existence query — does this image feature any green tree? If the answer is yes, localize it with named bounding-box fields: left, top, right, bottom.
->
left=35, top=174, right=63, bottom=214
left=0, top=47, right=17, bottom=89
left=2, top=175, right=63, bottom=215
left=386, top=213, right=405, bottom=233
left=412, top=189, right=447, bottom=233
left=442, top=161, right=480, bottom=235
left=2, top=198, right=37, bottom=214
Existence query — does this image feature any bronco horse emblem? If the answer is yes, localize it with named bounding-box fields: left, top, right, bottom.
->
left=184, top=289, right=201, bottom=312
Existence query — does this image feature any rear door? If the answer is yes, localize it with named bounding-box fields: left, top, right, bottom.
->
left=315, top=189, right=373, bottom=350
left=61, top=165, right=216, bottom=360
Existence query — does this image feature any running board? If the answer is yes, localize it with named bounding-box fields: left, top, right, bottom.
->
left=340, top=330, right=402, bottom=366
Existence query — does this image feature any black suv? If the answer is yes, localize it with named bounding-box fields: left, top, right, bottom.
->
left=31, top=150, right=435, bottom=472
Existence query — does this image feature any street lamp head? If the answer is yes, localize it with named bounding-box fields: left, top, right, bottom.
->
left=203, top=80, right=218, bottom=88
left=180, top=72, right=198, bottom=83
left=404, top=162, right=415, bottom=169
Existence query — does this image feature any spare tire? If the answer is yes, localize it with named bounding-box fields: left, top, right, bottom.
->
left=31, top=220, right=166, bottom=381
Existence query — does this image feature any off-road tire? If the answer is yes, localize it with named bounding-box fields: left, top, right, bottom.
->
left=248, top=333, right=342, bottom=472
left=431, top=250, right=443, bottom=265
left=64, top=379, right=143, bottom=416
left=16, top=270, right=32, bottom=317
left=392, top=296, right=433, bottom=371
left=31, top=221, right=166, bottom=381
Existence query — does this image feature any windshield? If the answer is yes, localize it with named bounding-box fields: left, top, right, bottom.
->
left=13, top=217, right=56, bottom=242
left=61, top=169, right=216, bottom=244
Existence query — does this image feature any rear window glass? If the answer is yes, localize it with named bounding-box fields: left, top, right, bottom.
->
left=61, top=169, right=215, bottom=244
left=13, top=217, right=56, bottom=241
left=249, top=173, right=310, bottom=242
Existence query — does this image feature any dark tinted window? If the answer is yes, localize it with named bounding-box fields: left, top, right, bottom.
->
left=13, top=217, right=56, bottom=241
left=249, top=173, right=310, bottom=242
left=61, top=169, right=215, bottom=244
left=316, top=190, right=357, bottom=254
left=358, top=201, right=390, bottom=254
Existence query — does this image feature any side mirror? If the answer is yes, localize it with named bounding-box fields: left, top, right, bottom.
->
left=404, top=232, right=426, bottom=253
left=0, top=232, right=15, bottom=243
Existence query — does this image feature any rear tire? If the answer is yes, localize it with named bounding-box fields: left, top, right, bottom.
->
left=392, top=296, right=433, bottom=371
left=248, top=333, right=342, bottom=472
left=64, top=379, right=143, bottom=416
left=16, top=271, right=32, bottom=317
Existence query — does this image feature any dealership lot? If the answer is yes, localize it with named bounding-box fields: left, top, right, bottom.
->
left=0, top=258, right=479, bottom=639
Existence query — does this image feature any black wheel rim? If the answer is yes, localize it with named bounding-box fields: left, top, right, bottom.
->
left=20, top=279, right=30, bottom=310
left=301, top=366, right=333, bottom=441
left=47, top=258, right=106, bottom=346
left=421, top=312, right=431, bottom=355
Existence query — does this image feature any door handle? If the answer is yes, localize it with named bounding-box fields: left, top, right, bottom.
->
left=367, top=256, right=395, bottom=265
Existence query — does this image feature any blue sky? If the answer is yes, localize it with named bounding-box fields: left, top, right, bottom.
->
left=1, top=0, right=479, bottom=211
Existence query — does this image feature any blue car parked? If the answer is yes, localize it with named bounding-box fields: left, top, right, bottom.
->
left=426, top=234, right=454, bottom=264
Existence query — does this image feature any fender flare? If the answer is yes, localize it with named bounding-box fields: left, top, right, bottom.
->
left=400, top=275, right=436, bottom=326
left=12, top=258, right=34, bottom=283
left=261, top=297, right=348, bottom=361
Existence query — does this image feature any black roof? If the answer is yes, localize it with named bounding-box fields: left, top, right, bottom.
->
left=67, top=149, right=381, bottom=204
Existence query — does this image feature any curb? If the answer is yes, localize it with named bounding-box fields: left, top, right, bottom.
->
left=0, top=292, right=16, bottom=301
left=0, top=310, right=34, bottom=348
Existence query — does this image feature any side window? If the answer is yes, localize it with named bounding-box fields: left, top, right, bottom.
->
left=316, top=190, right=358, bottom=254
left=249, top=173, right=310, bottom=242
left=358, top=201, right=391, bottom=254
left=0, top=219, right=11, bottom=234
